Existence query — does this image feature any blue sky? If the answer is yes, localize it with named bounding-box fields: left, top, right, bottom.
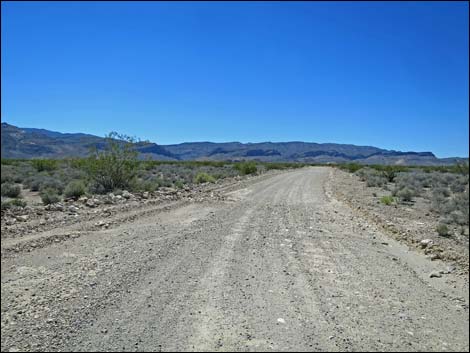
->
left=1, top=1, right=468, bottom=157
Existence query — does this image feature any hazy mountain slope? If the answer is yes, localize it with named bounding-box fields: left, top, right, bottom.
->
left=1, top=122, right=466, bottom=165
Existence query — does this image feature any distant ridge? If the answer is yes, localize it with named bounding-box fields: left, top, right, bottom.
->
left=1, top=122, right=467, bottom=166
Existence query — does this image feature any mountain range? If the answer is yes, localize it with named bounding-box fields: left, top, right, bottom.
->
left=1, top=122, right=466, bottom=165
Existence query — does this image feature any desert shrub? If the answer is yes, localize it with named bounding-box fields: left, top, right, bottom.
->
left=40, top=177, right=65, bottom=194
left=452, top=162, right=469, bottom=175
left=174, top=180, right=184, bottom=189
left=339, top=163, right=363, bottom=173
left=1, top=198, right=27, bottom=210
left=430, top=189, right=449, bottom=214
left=436, top=223, right=450, bottom=237
left=356, top=168, right=387, bottom=187
left=24, top=175, right=44, bottom=192
left=1, top=199, right=10, bottom=210
left=1, top=159, right=19, bottom=166
left=382, top=170, right=397, bottom=182
left=32, top=159, right=58, bottom=172
left=84, top=132, right=139, bottom=192
left=366, top=174, right=387, bottom=187
left=396, top=187, right=415, bottom=202
left=265, top=162, right=306, bottom=171
left=380, top=195, right=395, bottom=205
left=392, top=172, right=424, bottom=198
left=434, top=186, right=451, bottom=198
left=67, top=158, right=88, bottom=170
left=447, top=210, right=467, bottom=225
left=23, top=174, right=64, bottom=193
left=449, top=175, right=469, bottom=193
left=234, top=161, right=257, bottom=175
left=449, top=191, right=469, bottom=225
left=40, top=188, right=61, bottom=205
left=130, top=178, right=159, bottom=192
left=194, top=172, right=216, bottom=184
left=64, top=180, right=86, bottom=199
left=0, top=165, right=24, bottom=183
left=0, top=172, right=14, bottom=184
left=375, top=165, right=404, bottom=182
left=1, top=183, right=22, bottom=198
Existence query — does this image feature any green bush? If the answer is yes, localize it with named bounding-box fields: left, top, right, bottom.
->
left=339, top=163, right=363, bottom=173
left=64, top=180, right=86, bottom=199
left=174, top=180, right=184, bottom=189
left=436, top=223, right=450, bottom=237
left=381, top=166, right=398, bottom=182
left=380, top=195, right=395, bottom=205
left=32, top=159, right=58, bottom=172
left=1, top=183, right=21, bottom=198
left=194, top=172, right=216, bottom=184
left=1, top=198, right=27, bottom=210
left=130, top=178, right=159, bottom=192
left=234, top=161, right=257, bottom=175
left=264, top=162, right=305, bottom=170
left=84, top=132, right=139, bottom=192
left=40, top=188, right=61, bottom=205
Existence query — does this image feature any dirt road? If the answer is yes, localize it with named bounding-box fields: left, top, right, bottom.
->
left=1, top=167, right=469, bottom=352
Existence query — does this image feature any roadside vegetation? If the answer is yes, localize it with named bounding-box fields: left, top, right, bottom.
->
left=1, top=134, right=312, bottom=208
left=338, top=162, right=469, bottom=235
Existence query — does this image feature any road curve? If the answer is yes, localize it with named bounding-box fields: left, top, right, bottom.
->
left=1, top=167, right=469, bottom=352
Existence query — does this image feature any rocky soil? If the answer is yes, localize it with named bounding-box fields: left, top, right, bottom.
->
left=1, top=171, right=282, bottom=256
left=329, top=168, right=469, bottom=273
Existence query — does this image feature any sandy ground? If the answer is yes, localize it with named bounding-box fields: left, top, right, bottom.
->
left=1, top=167, right=469, bottom=352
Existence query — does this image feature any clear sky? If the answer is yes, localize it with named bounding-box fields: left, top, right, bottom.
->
left=1, top=1, right=469, bottom=157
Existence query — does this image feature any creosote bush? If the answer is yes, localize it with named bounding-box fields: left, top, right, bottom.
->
left=174, top=180, right=184, bottom=189
left=234, top=161, right=258, bottom=175
left=64, top=180, right=86, bottom=200
left=396, top=187, right=415, bottom=202
left=436, top=223, right=450, bottom=237
left=356, top=168, right=387, bottom=187
left=84, top=132, right=139, bottom=192
left=40, top=188, right=61, bottom=205
left=194, top=172, right=216, bottom=184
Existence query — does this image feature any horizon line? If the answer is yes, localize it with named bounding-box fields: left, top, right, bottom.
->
left=2, top=121, right=468, bottom=159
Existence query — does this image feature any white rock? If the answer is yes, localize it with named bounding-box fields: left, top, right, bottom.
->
left=68, top=205, right=80, bottom=213
left=6, top=218, right=16, bottom=225
left=420, top=239, right=433, bottom=248
left=16, top=215, right=29, bottom=222
left=86, top=199, right=96, bottom=208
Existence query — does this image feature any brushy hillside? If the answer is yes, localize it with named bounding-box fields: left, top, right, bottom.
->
left=2, top=123, right=467, bottom=165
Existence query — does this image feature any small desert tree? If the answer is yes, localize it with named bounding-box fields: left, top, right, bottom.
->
left=85, top=132, right=139, bottom=192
